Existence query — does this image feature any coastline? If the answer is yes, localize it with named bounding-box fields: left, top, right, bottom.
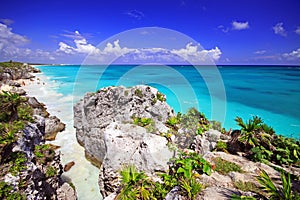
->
left=22, top=68, right=102, bottom=200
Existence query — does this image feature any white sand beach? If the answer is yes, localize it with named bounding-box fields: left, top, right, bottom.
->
left=21, top=72, right=102, bottom=200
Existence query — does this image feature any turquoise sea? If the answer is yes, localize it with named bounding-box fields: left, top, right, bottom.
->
left=37, top=65, right=300, bottom=138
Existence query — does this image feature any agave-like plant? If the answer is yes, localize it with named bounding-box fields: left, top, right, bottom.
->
left=257, top=170, right=299, bottom=200
left=0, top=91, right=25, bottom=122
left=118, top=165, right=152, bottom=200
left=235, top=116, right=263, bottom=147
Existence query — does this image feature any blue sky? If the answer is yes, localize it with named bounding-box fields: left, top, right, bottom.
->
left=1, top=0, right=300, bottom=65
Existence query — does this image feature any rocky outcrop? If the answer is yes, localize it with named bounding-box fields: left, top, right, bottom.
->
left=98, top=122, right=173, bottom=196
left=0, top=62, right=75, bottom=199
left=3, top=114, right=77, bottom=199
left=45, top=116, right=66, bottom=140
left=74, top=85, right=300, bottom=199
left=0, top=63, right=40, bottom=82
left=74, top=85, right=175, bottom=197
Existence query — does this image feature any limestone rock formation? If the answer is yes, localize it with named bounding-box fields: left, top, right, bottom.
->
left=45, top=116, right=66, bottom=140
left=74, top=85, right=175, bottom=197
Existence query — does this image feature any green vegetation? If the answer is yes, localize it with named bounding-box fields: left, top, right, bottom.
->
left=0, top=61, right=24, bottom=69
left=0, top=181, right=26, bottom=200
left=46, top=166, right=56, bottom=178
left=213, top=157, right=243, bottom=175
left=233, top=181, right=260, bottom=194
left=166, top=108, right=210, bottom=149
left=0, top=92, right=34, bottom=149
left=117, top=165, right=153, bottom=200
left=231, top=194, right=256, bottom=200
left=166, top=116, right=179, bottom=127
left=209, top=120, right=223, bottom=132
left=134, top=89, right=143, bottom=98
left=156, top=92, right=166, bottom=102
left=235, top=116, right=300, bottom=167
left=257, top=170, right=299, bottom=200
left=117, top=151, right=211, bottom=199
left=214, top=141, right=228, bottom=153
left=9, top=152, right=27, bottom=176
left=34, top=144, right=55, bottom=164
left=132, top=116, right=156, bottom=133
left=0, top=91, right=27, bottom=122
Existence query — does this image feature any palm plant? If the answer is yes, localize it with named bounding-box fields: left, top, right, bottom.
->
left=235, top=116, right=263, bottom=147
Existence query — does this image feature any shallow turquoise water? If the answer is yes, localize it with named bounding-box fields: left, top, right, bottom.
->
left=37, top=65, right=300, bottom=138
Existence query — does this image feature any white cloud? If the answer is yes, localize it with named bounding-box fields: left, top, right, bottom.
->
left=0, top=22, right=29, bottom=57
left=273, top=22, right=287, bottom=36
left=125, top=10, right=144, bottom=20
left=58, top=31, right=100, bottom=55
left=0, top=23, right=29, bottom=46
left=171, top=43, right=221, bottom=63
left=295, top=27, right=300, bottom=35
left=60, top=30, right=84, bottom=39
left=0, top=23, right=55, bottom=62
left=283, top=48, right=300, bottom=60
left=102, top=40, right=133, bottom=56
left=0, top=25, right=222, bottom=64
left=218, top=25, right=229, bottom=33
left=232, top=21, right=249, bottom=30
left=254, top=50, right=266, bottom=55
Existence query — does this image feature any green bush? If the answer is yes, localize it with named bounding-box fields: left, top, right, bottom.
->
left=134, top=89, right=143, bottom=98
left=166, top=116, right=179, bottom=127
left=34, top=144, right=55, bottom=164
left=156, top=92, right=166, bottom=102
left=215, top=141, right=228, bottom=153
left=132, top=116, right=156, bottom=133
left=213, top=157, right=243, bottom=175
left=46, top=166, right=56, bottom=178
left=9, top=152, right=27, bottom=176
left=0, top=181, right=25, bottom=200
left=233, top=181, right=260, bottom=194
left=235, top=116, right=300, bottom=167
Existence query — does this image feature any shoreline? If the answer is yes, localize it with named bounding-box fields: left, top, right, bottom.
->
left=21, top=71, right=102, bottom=199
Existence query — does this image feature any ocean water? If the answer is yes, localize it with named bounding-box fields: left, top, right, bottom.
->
left=38, top=65, right=300, bottom=137
left=25, top=65, right=300, bottom=199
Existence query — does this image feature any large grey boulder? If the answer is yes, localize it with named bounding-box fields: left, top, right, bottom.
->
left=74, top=85, right=175, bottom=197
left=99, top=122, right=173, bottom=197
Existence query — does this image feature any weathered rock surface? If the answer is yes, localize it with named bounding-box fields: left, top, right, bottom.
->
left=99, top=122, right=173, bottom=196
left=0, top=63, right=76, bottom=199
left=191, top=129, right=223, bottom=155
left=0, top=63, right=39, bottom=81
left=74, top=85, right=175, bottom=197
left=7, top=115, right=77, bottom=199
left=45, top=116, right=66, bottom=140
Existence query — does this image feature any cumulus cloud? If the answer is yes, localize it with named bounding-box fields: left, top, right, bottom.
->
left=232, top=21, right=249, bottom=30
left=283, top=48, right=300, bottom=60
left=273, top=22, right=287, bottom=36
left=171, top=43, right=221, bottom=63
left=295, top=27, right=300, bottom=35
left=58, top=31, right=100, bottom=55
left=0, top=23, right=55, bottom=62
left=0, top=22, right=29, bottom=57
